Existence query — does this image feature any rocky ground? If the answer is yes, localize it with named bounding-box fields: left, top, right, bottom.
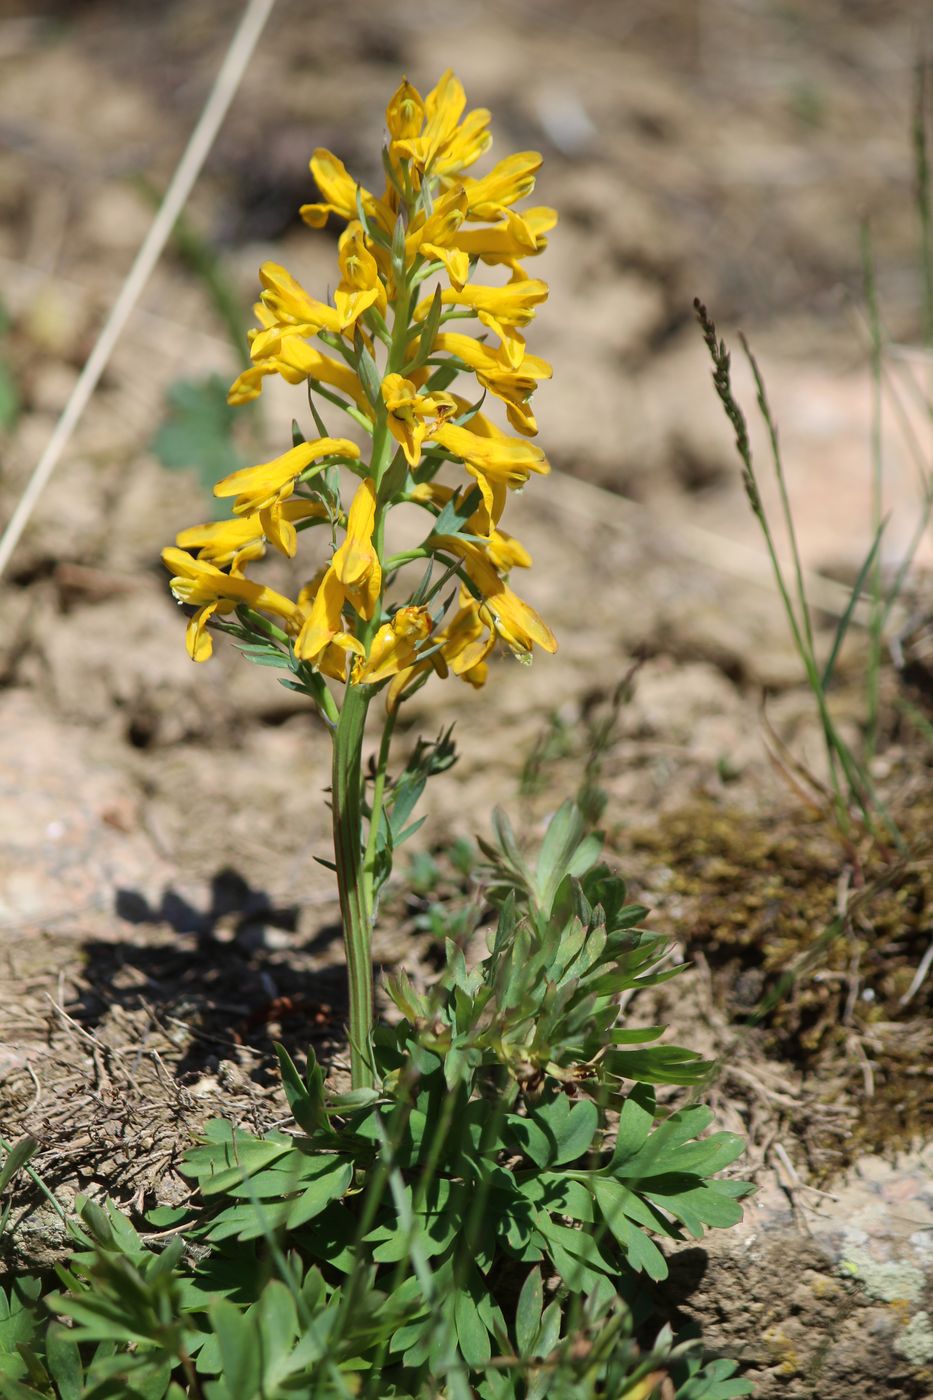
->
left=0, top=2, right=931, bottom=1395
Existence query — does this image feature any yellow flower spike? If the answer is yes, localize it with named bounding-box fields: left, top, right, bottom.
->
left=213, top=438, right=360, bottom=516
left=353, top=606, right=432, bottom=685
left=301, top=148, right=394, bottom=235
left=382, top=374, right=456, bottom=467
left=386, top=78, right=425, bottom=142
left=331, top=477, right=382, bottom=621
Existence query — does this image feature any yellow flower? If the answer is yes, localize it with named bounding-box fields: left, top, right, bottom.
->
left=383, top=586, right=497, bottom=712
left=433, top=331, right=551, bottom=435
left=214, top=438, right=360, bottom=516
left=175, top=500, right=327, bottom=565
left=293, top=478, right=381, bottom=665
left=409, top=481, right=531, bottom=568
left=331, top=478, right=382, bottom=620
left=417, top=278, right=548, bottom=365
left=251, top=263, right=343, bottom=358
left=386, top=78, right=424, bottom=142
left=300, top=148, right=394, bottom=236
left=405, top=186, right=470, bottom=289
left=294, top=566, right=365, bottom=669
left=438, top=588, right=496, bottom=681
left=428, top=535, right=557, bottom=659
left=390, top=71, right=491, bottom=178
left=451, top=206, right=557, bottom=278
left=162, top=547, right=301, bottom=663
left=353, top=606, right=432, bottom=685
left=460, top=152, right=541, bottom=218
left=430, top=420, right=548, bottom=516
left=229, top=330, right=371, bottom=411
left=334, top=222, right=387, bottom=329
left=381, top=374, right=456, bottom=467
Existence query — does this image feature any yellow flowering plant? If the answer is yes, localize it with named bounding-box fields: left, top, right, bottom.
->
left=19, top=75, right=753, bottom=1396
left=163, top=71, right=557, bottom=1090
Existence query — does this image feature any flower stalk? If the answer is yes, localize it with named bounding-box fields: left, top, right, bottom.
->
left=162, top=71, right=558, bottom=1087
left=331, top=681, right=376, bottom=1088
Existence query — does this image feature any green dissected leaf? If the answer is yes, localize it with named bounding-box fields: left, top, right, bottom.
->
left=287, top=1158, right=354, bottom=1229
left=532, top=1214, right=616, bottom=1293
left=535, top=1298, right=562, bottom=1360
left=612, top=1105, right=713, bottom=1179
left=607, top=1080, right=650, bottom=1170
left=605, top=1045, right=714, bottom=1086
left=591, top=1178, right=669, bottom=1280
left=523, top=1175, right=595, bottom=1223
left=182, top=1125, right=293, bottom=1196
left=274, top=1043, right=331, bottom=1136
left=206, top=1298, right=260, bottom=1400
left=151, top=374, right=244, bottom=502
left=673, top=1352, right=755, bottom=1398
left=609, top=1025, right=667, bottom=1045
left=642, top=1179, right=746, bottom=1238
left=533, top=801, right=603, bottom=915
left=514, top=1267, right=543, bottom=1357
left=525, top=1094, right=598, bottom=1167
left=252, top=1281, right=299, bottom=1389
left=45, top=1324, right=83, bottom=1400
left=454, top=1286, right=491, bottom=1368
left=368, top=1178, right=463, bottom=1262
left=0, top=1279, right=41, bottom=1367
left=504, top=1114, right=551, bottom=1168
left=202, top=1156, right=352, bottom=1240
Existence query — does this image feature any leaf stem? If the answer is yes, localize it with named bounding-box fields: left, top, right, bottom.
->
left=332, top=681, right=376, bottom=1089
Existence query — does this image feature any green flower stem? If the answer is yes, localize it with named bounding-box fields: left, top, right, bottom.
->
left=332, top=680, right=376, bottom=1089
left=329, top=257, right=419, bottom=1090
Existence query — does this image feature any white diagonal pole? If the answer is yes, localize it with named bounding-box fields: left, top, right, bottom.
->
left=0, top=0, right=276, bottom=580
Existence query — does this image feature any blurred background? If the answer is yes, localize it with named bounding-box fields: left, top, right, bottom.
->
left=0, top=0, right=928, bottom=574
